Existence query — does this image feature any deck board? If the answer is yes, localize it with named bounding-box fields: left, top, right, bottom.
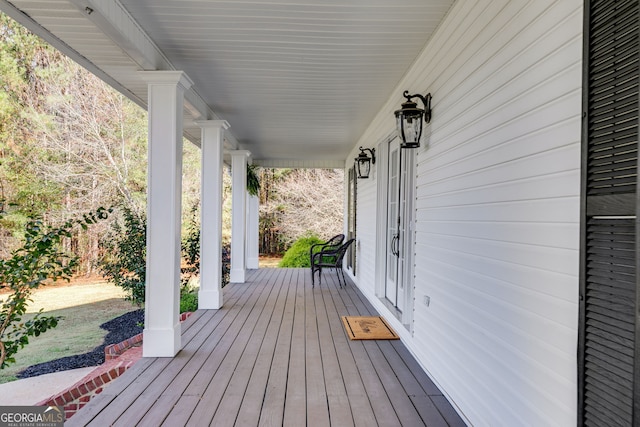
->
left=209, top=268, right=288, bottom=426
left=315, top=285, right=355, bottom=427
left=340, top=277, right=442, bottom=426
left=258, top=269, right=297, bottom=427
left=305, top=270, right=331, bottom=427
left=283, top=269, right=307, bottom=427
left=326, top=276, right=403, bottom=426
left=69, top=268, right=466, bottom=426
left=144, top=310, right=243, bottom=423
left=321, top=278, right=377, bottom=427
left=235, top=268, right=290, bottom=427
left=189, top=269, right=279, bottom=425
left=117, top=281, right=255, bottom=426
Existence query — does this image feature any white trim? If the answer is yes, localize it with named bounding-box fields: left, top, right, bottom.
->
left=401, top=148, right=417, bottom=330
left=194, top=119, right=230, bottom=130
left=138, top=70, right=193, bottom=89
left=375, top=138, right=390, bottom=299
left=373, top=131, right=416, bottom=326
left=254, top=158, right=345, bottom=169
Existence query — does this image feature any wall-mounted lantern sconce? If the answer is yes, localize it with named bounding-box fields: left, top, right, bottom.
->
left=394, top=90, right=432, bottom=148
left=355, top=146, right=376, bottom=179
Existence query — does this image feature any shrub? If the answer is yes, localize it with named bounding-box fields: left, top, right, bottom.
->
left=279, top=235, right=323, bottom=268
left=0, top=207, right=111, bottom=368
left=98, top=206, right=146, bottom=306
left=99, top=205, right=232, bottom=308
left=221, top=243, right=230, bottom=287
left=180, top=291, right=198, bottom=313
left=180, top=204, right=231, bottom=288
left=181, top=205, right=200, bottom=294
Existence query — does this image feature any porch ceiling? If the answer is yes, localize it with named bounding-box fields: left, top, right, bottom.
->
left=0, top=0, right=454, bottom=168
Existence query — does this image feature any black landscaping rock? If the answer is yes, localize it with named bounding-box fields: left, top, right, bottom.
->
left=17, top=309, right=144, bottom=378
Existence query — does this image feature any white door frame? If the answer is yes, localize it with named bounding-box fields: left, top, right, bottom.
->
left=385, top=137, right=401, bottom=307
left=375, top=133, right=416, bottom=330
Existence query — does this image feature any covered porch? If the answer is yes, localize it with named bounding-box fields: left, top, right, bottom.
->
left=68, top=268, right=464, bottom=426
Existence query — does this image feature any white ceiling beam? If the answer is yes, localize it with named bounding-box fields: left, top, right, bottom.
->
left=69, top=0, right=165, bottom=70
left=253, top=159, right=346, bottom=169
left=0, top=0, right=143, bottom=106
left=67, top=0, right=239, bottom=149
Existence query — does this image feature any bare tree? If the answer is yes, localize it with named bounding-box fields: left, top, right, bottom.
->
left=0, top=14, right=206, bottom=275
left=259, top=168, right=344, bottom=251
left=25, top=58, right=147, bottom=215
left=14, top=57, right=148, bottom=273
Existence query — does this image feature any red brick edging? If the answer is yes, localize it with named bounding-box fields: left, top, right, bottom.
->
left=36, top=312, right=193, bottom=419
left=104, top=333, right=143, bottom=360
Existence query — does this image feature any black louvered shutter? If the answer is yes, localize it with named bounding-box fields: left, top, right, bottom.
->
left=580, top=1, right=640, bottom=426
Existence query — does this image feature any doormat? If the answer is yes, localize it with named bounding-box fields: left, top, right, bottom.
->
left=341, top=316, right=399, bottom=340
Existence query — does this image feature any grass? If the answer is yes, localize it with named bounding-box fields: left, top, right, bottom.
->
left=259, top=255, right=283, bottom=268
left=0, top=282, right=137, bottom=384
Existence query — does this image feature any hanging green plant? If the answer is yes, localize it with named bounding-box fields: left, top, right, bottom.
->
left=247, top=165, right=261, bottom=197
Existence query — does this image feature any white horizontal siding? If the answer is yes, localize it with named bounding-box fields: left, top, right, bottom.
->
left=350, top=164, right=378, bottom=295
left=351, top=0, right=582, bottom=425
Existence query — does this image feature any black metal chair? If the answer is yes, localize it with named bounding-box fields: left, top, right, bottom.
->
left=309, top=233, right=344, bottom=263
left=311, top=238, right=355, bottom=287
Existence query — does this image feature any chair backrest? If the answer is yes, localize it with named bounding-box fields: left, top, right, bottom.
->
left=332, top=239, right=355, bottom=265
left=310, top=233, right=345, bottom=259
left=325, top=233, right=345, bottom=246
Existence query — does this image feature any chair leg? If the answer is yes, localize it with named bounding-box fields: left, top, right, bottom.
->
left=332, top=267, right=340, bottom=288
left=311, top=267, right=315, bottom=287
left=340, top=268, right=347, bottom=288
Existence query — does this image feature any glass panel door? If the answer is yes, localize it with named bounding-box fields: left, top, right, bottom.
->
left=385, top=139, right=400, bottom=307
left=385, top=138, right=415, bottom=314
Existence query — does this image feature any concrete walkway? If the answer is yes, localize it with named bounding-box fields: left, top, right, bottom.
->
left=0, top=367, right=95, bottom=406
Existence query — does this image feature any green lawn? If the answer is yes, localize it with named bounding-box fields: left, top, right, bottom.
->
left=0, top=282, right=136, bottom=384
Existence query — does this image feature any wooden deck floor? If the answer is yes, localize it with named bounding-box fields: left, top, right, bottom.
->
left=69, top=268, right=466, bottom=426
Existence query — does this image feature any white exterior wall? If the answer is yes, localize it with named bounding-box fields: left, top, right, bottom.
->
left=349, top=166, right=378, bottom=286
left=349, top=1, right=583, bottom=425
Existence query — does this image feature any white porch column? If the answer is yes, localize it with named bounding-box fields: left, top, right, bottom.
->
left=230, top=150, right=250, bottom=283
left=196, top=120, right=229, bottom=309
left=246, top=193, right=259, bottom=269
left=140, top=71, right=192, bottom=357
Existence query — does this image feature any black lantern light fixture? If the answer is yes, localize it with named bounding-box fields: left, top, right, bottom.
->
left=355, top=146, right=376, bottom=179
left=394, top=90, right=432, bottom=149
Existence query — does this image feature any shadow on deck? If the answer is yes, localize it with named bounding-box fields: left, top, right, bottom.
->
left=68, top=268, right=466, bottom=426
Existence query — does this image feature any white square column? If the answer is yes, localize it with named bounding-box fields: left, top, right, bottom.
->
left=230, top=150, right=250, bottom=283
left=140, top=71, right=192, bottom=357
left=246, top=194, right=259, bottom=269
left=195, top=120, right=229, bottom=309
